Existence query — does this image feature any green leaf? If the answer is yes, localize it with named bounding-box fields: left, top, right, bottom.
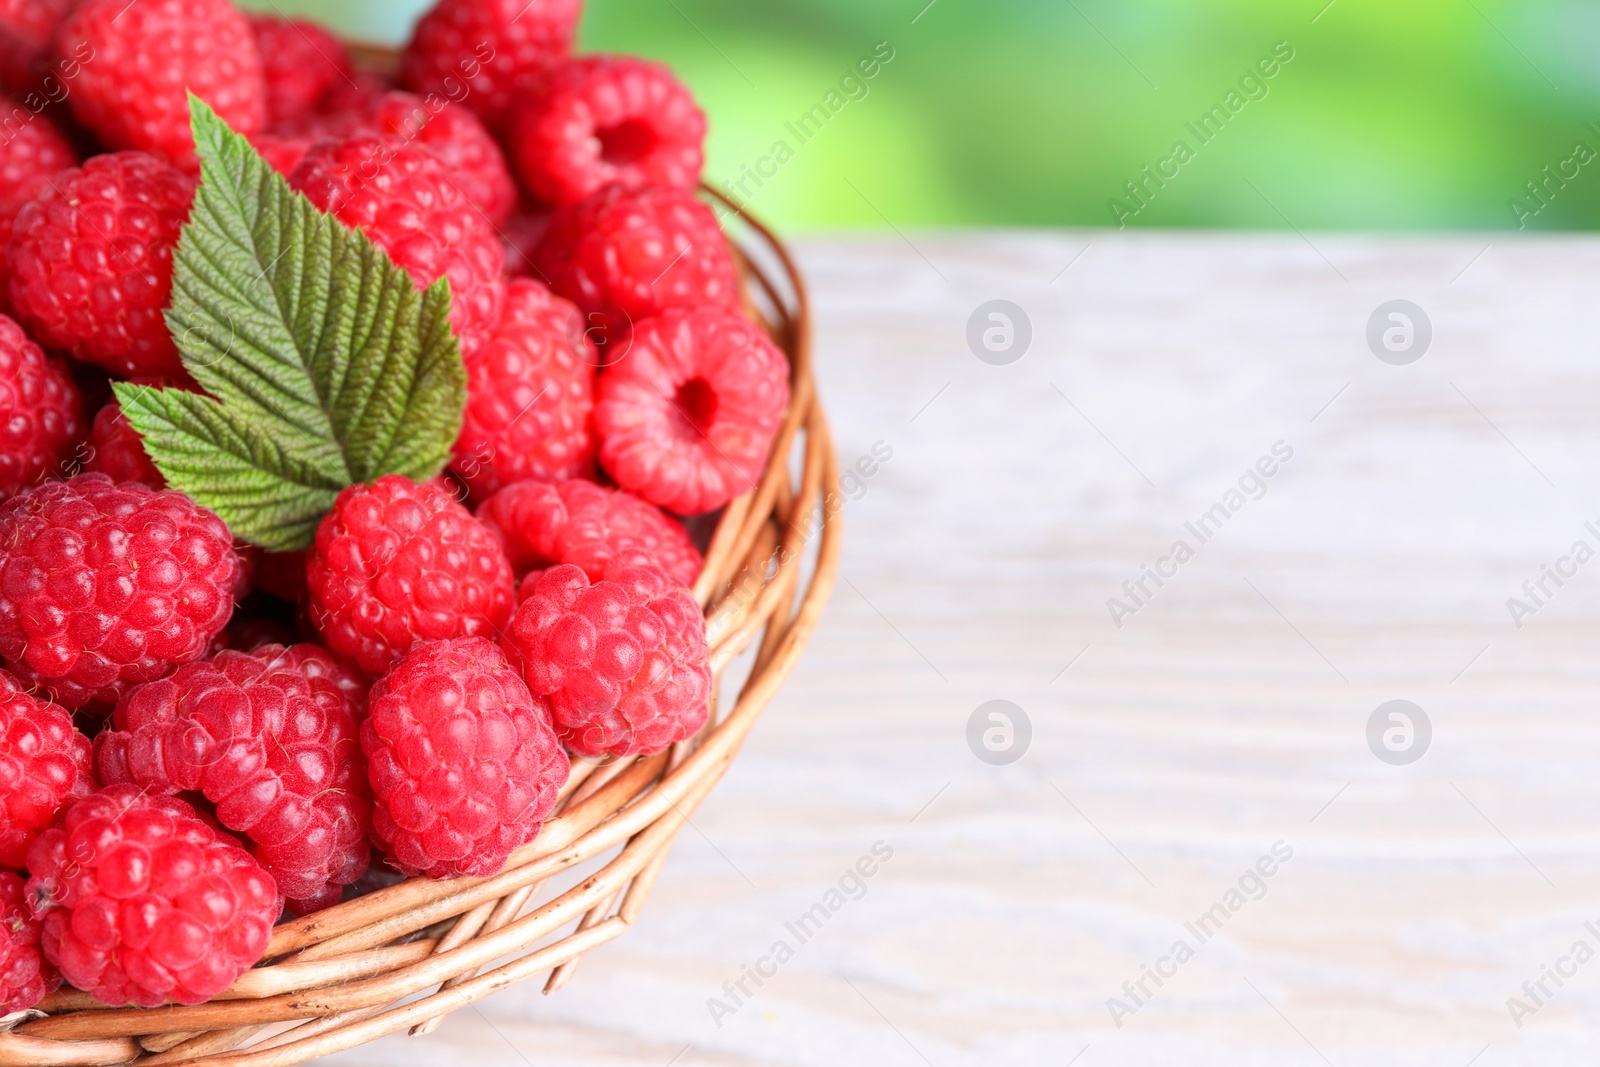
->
left=112, top=383, right=345, bottom=552
left=122, top=95, right=468, bottom=551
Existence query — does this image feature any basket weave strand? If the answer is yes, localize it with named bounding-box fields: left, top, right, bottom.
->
left=0, top=187, right=839, bottom=1065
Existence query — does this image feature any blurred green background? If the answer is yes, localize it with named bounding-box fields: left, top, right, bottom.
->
left=241, top=0, right=1600, bottom=232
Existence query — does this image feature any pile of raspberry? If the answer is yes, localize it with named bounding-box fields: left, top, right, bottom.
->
left=0, top=0, right=786, bottom=1012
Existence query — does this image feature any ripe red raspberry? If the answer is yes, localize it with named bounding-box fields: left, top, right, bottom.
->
left=400, top=0, right=582, bottom=133
left=451, top=280, right=596, bottom=501
left=283, top=90, right=517, bottom=228
left=57, top=0, right=265, bottom=171
left=0, top=0, right=76, bottom=96
left=290, top=133, right=505, bottom=358
left=363, top=636, right=566, bottom=878
left=307, top=475, right=514, bottom=675
left=249, top=14, right=352, bottom=125
left=478, top=479, right=701, bottom=588
left=0, top=97, right=74, bottom=310
left=84, top=396, right=162, bottom=488
left=0, top=314, right=83, bottom=502
left=6, top=151, right=194, bottom=378
left=0, top=474, right=241, bottom=710
left=26, top=785, right=280, bottom=1006
left=596, top=306, right=789, bottom=515
left=0, top=101, right=79, bottom=205
left=533, top=183, right=738, bottom=346
left=502, top=563, right=709, bottom=758
left=0, top=672, right=93, bottom=870
left=95, top=643, right=371, bottom=914
left=0, top=870, right=55, bottom=1011
left=509, top=55, right=705, bottom=207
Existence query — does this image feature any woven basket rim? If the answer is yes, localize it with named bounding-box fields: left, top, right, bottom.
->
left=0, top=68, right=840, bottom=1067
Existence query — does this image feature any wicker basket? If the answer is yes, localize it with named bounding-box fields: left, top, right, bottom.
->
left=0, top=92, right=839, bottom=1067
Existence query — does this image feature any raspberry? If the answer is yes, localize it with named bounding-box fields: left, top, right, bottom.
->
left=26, top=785, right=280, bottom=1006
left=478, top=479, right=701, bottom=588
left=6, top=151, right=194, bottom=378
left=283, top=90, right=517, bottom=228
left=363, top=636, right=566, bottom=879
left=84, top=396, right=163, bottom=488
left=0, top=871, right=55, bottom=1012
left=596, top=306, right=789, bottom=515
left=307, top=475, right=514, bottom=675
left=399, top=0, right=582, bottom=133
left=83, top=376, right=200, bottom=489
left=95, top=643, right=371, bottom=913
left=250, top=14, right=352, bottom=125
left=290, top=133, right=506, bottom=358
left=57, top=0, right=265, bottom=171
left=0, top=313, right=83, bottom=502
left=0, top=474, right=241, bottom=710
left=0, top=102, right=79, bottom=323
left=533, top=182, right=739, bottom=346
left=0, top=672, right=93, bottom=870
left=0, top=0, right=77, bottom=96
left=508, top=55, right=706, bottom=207
left=0, top=101, right=79, bottom=205
left=451, top=279, right=596, bottom=501
left=501, top=563, right=709, bottom=759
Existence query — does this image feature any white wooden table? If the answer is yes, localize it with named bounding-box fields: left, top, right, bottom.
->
left=322, top=233, right=1600, bottom=1066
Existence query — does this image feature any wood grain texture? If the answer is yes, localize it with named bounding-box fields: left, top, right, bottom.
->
left=314, top=234, right=1600, bottom=1066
